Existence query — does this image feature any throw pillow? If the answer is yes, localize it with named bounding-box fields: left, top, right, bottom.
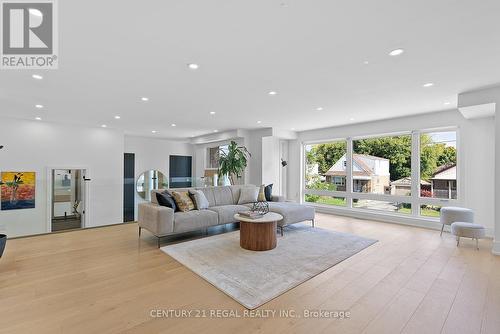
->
left=238, top=186, right=259, bottom=204
left=264, top=184, right=273, bottom=201
left=171, top=191, right=195, bottom=212
left=189, top=189, right=209, bottom=210
left=257, top=184, right=267, bottom=202
left=156, top=191, right=177, bottom=211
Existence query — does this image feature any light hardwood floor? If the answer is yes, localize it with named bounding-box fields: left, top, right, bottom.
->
left=1, top=213, right=499, bottom=334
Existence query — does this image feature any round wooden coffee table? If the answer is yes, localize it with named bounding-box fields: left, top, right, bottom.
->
left=234, top=212, right=283, bottom=251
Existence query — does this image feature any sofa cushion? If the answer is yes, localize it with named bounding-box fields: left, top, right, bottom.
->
left=264, top=184, right=273, bottom=201
left=196, top=187, right=216, bottom=207
left=171, top=191, right=195, bottom=212
left=208, top=205, right=250, bottom=225
left=173, top=210, right=219, bottom=233
left=156, top=191, right=177, bottom=211
left=213, top=186, right=234, bottom=206
left=189, top=189, right=209, bottom=210
left=244, top=202, right=315, bottom=227
left=238, top=186, right=259, bottom=204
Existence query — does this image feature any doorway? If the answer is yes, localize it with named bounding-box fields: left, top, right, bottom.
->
left=51, top=169, right=86, bottom=232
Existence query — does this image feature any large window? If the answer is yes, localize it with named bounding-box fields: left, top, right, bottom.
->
left=303, top=129, right=459, bottom=219
left=304, top=140, right=347, bottom=207
left=352, top=134, right=412, bottom=196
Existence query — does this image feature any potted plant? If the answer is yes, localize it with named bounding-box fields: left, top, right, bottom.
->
left=217, top=141, right=251, bottom=185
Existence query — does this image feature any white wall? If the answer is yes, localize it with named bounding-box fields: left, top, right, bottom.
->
left=262, top=136, right=281, bottom=191
left=0, top=118, right=124, bottom=237
left=288, top=110, right=496, bottom=234
left=124, top=136, right=194, bottom=220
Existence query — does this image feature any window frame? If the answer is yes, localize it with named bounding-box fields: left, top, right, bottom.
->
left=302, top=127, right=460, bottom=219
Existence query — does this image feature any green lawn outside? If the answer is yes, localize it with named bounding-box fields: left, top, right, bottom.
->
left=306, top=195, right=441, bottom=217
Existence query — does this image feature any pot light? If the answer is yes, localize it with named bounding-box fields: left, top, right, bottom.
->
left=188, top=63, right=199, bottom=70
left=389, top=49, right=404, bottom=56
left=35, top=104, right=43, bottom=109
left=422, top=82, right=434, bottom=87
left=363, top=60, right=369, bottom=65
left=291, top=127, right=296, bottom=131
left=444, top=102, right=451, bottom=105
left=213, top=130, right=218, bottom=133
left=151, top=130, right=157, bottom=134
left=268, top=91, right=277, bottom=95
left=257, top=120, right=262, bottom=124
left=101, top=124, right=107, bottom=128
left=171, top=123, right=176, bottom=127
left=32, top=74, right=43, bottom=80
left=141, top=97, right=149, bottom=102
left=316, top=107, right=323, bottom=111
left=35, top=117, right=42, bottom=121
left=209, top=111, right=216, bottom=115
left=114, top=115, right=121, bottom=119
left=349, top=117, right=355, bottom=121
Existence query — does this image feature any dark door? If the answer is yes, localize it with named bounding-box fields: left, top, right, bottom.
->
left=169, top=155, right=192, bottom=188
left=123, top=153, right=135, bottom=222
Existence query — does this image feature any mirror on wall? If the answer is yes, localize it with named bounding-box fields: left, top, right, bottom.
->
left=136, top=170, right=167, bottom=201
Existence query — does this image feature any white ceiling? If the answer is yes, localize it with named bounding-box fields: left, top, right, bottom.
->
left=2, top=0, right=500, bottom=139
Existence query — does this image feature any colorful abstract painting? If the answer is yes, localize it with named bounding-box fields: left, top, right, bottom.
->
left=1, top=172, right=36, bottom=210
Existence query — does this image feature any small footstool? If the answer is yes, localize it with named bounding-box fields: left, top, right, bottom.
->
left=450, top=222, right=485, bottom=250
left=440, top=207, right=474, bottom=236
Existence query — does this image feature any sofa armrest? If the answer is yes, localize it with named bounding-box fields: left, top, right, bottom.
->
left=138, top=202, right=174, bottom=236
left=271, top=195, right=286, bottom=202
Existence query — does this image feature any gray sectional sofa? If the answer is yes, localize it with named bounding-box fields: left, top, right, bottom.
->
left=138, top=185, right=315, bottom=247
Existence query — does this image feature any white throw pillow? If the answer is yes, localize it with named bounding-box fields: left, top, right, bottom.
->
left=238, top=186, right=259, bottom=204
left=189, top=189, right=209, bottom=210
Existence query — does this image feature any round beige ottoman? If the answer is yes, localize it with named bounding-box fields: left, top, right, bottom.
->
left=440, top=207, right=474, bottom=236
left=450, top=222, right=485, bottom=250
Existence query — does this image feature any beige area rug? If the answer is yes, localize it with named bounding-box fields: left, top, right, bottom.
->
left=161, top=224, right=377, bottom=309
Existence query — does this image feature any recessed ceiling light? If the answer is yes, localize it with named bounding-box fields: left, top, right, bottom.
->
left=422, top=82, right=434, bottom=87
left=444, top=102, right=451, bottom=105
left=316, top=107, right=323, bottom=111
left=188, top=63, right=199, bottom=70
left=291, top=127, right=296, bottom=131
left=171, top=123, right=176, bottom=127
left=141, top=97, right=149, bottom=102
left=32, top=74, right=43, bottom=80
left=389, top=49, right=404, bottom=56
left=257, top=120, right=262, bottom=124
left=268, top=91, right=277, bottom=95
left=349, top=117, right=355, bottom=121
left=35, top=117, right=42, bottom=121
left=101, top=124, right=107, bottom=128
left=213, top=130, right=218, bottom=133
left=363, top=60, right=369, bottom=65
left=151, top=130, right=157, bottom=134
left=209, top=111, right=216, bottom=115
left=114, top=115, right=121, bottom=119
left=35, top=104, right=43, bottom=109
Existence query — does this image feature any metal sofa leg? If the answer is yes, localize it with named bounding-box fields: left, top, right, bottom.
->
left=157, top=236, right=161, bottom=248
left=440, top=224, right=445, bottom=236
left=456, top=236, right=460, bottom=247
left=139, top=226, right=142, bottom=237
left=312, top=219, right=315, bottom=228
left=476, top=238, right=479, bottom=250
left=280, top=226, right=284, bottom=237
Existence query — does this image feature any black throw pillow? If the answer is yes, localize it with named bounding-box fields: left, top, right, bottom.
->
left=156, top=191, right=177, bottom=211
left=264, top=184, right=273, bottom=201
